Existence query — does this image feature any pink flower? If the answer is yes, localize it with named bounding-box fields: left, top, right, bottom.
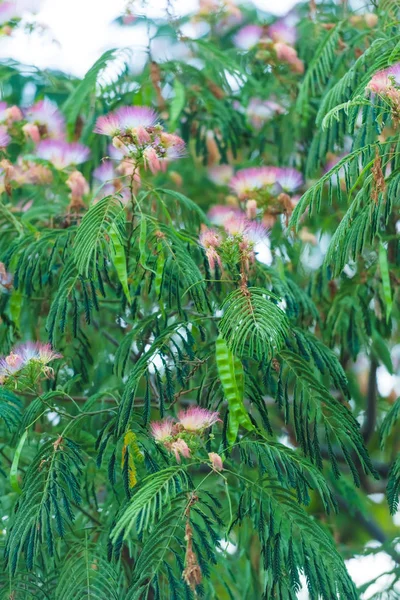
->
left=143, top=146, right=161, bottom=174
left=22, top=123, right=41, bottom=144
left=0, top=103, right=22, bottom=124
left=0, top=342, right=61, bottom=382
left=246, top=199, right=258, bottom=219
left=25, top=99, right=65, bottom=139
left=208, top=205, right=244, bottom=226
left=36, top=140, right=90, bottom=169
left=6, top=105, right=23, bottom=122
left=150, top=418, right=175, bottom=442
left=177, top=407, right=220, bottom=432
left=199, top=227, right=221, bottom=250
left=229, top=167, right=278, bottom=199
left=274, top=167, right=303, bottom=193
left=159, top=133, right=186, bottom=161
left=234, top=24, right=263, bottom=50
left=367, top=64, right=400, bottom=94
left=93, top=160, right=116, bottom=196
left=170, top=439, right=191, bottom=462
left=274, top=42, right=298, bottom=63
left=199, top=227, right=222, bottom=270
left=269, top=21, right=297, bottom=45
left=94, top=106, right=159, bottom=136
left=246, top=98, right=286, bottom=130
left=66, top=170, right=89, bottom=200
left=0, top=126, right=11, bottom=148
left=207, top=164, right=234, bottom=185
left=17, top=342, right=62, bottom=364
left=208, top=452, right=223, bottom=471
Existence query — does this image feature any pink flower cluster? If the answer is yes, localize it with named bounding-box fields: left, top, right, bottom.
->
left=150, top=407, right=220, bottom=462
left=94, top=106, right=185, bottom=175
left=233, top=20, right=303, bottom=73
left=367, top=64, right=400, bottom=95
left=246, top=98, right=286, bottom=130
left=0, top=342, right=62, bottom=384
left=0, top=99, right=90, bottom=177
left=229, top=166, right=303, bottom=200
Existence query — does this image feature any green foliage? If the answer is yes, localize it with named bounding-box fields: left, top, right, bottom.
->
left=219, top=287, right=289, bottom=361
left=0, top=1, right=399, bottom=598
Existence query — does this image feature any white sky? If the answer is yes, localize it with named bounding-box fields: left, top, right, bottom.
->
left=0, top=0, right=399, bottom=597
left=0, top=0, right=297, bottom=76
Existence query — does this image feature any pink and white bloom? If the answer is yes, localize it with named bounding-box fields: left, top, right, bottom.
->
left=275, top=167, right=303, bottom=192
left=207, top=164, right=234, bottom=185
left=269, top=21, right=297, bottom=45
left=93, top=160, right=116, bottom=196
left=170, top=439, right=191, bottom=462
left=224, top=214, right=268, bottom=246
left=94, top=106, right=159, bottom=136
left=25, top=99, right=65, bottom=139
left=229, top=167, right=278, bottom=199
left=0, top=126, right=10, bottom=148
left=17, top=342, right=62, bottom=364
left=367, top=63, right=400, bottom=94
left=0, top=102, right=22, bottom=124
left=208, top=205, right=244, bottom=226
left=22, top=123, right=41, bottom=144
left=0, top=342, right=61, bottom=381
left=234, top=24, right=263, bottom=50
left=66, top=170, right=89, bottom=200
left=177, top=407, right=220, bottom=432
left=208, top=452, right=223, bottom=471
left=199, top=227, right=222, bottom=270
left=246, top=98, right=286, bottom=130
left=36, top=140, right=90, bottom=169
left=150, top=418, right=175, bottom=442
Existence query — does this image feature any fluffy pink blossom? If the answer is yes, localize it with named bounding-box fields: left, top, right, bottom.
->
left=159, top=133, right=186, bottom=161
left=143, top=146, right=161, bottom=174
left=25, top=99, right=66, bottom=139
left=22, top=123, right=41, bottom=144
left=246, top=98, right=286, bottom=130
left=208, top=205, right=244, bottom=226
left=275, top=167, right=303, bottom=192
left=199, top=227, right=221, bottom=250
left=36, top=140, right=90, bottom=169
left=246, top=199, right=258, bottom=219
left=170, top=439, right=191, bottom=462
left=208, top=452, right=223, bottom=471
left=66, top=170, right=89, bottom=201
left=94, top=106, right=159, bottom=136
left=229, top=167, right=278, bottom=199
left=177, top=407, right=220, bottom=432
left=269, top=21, right=297, bottom=45
left=367, top=64, right=400, bottom=94
left=207, top=164, right=234, bottom=185
left=150, top=418, right=175, bottom=442
left=0, top=126, right=10, bottom=148
left=234, top=24, right=263, bottom=50
left=93, top=160, right=116, bottom=196
left=274, top=41, right=298, bottom=63
left=224, top=214, right=268, bottom=246
left=0, top=342, right=62, bottom=382
left=199, top=227, right=222, bottom=270
left=0, top=103, right=22, bottom=124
